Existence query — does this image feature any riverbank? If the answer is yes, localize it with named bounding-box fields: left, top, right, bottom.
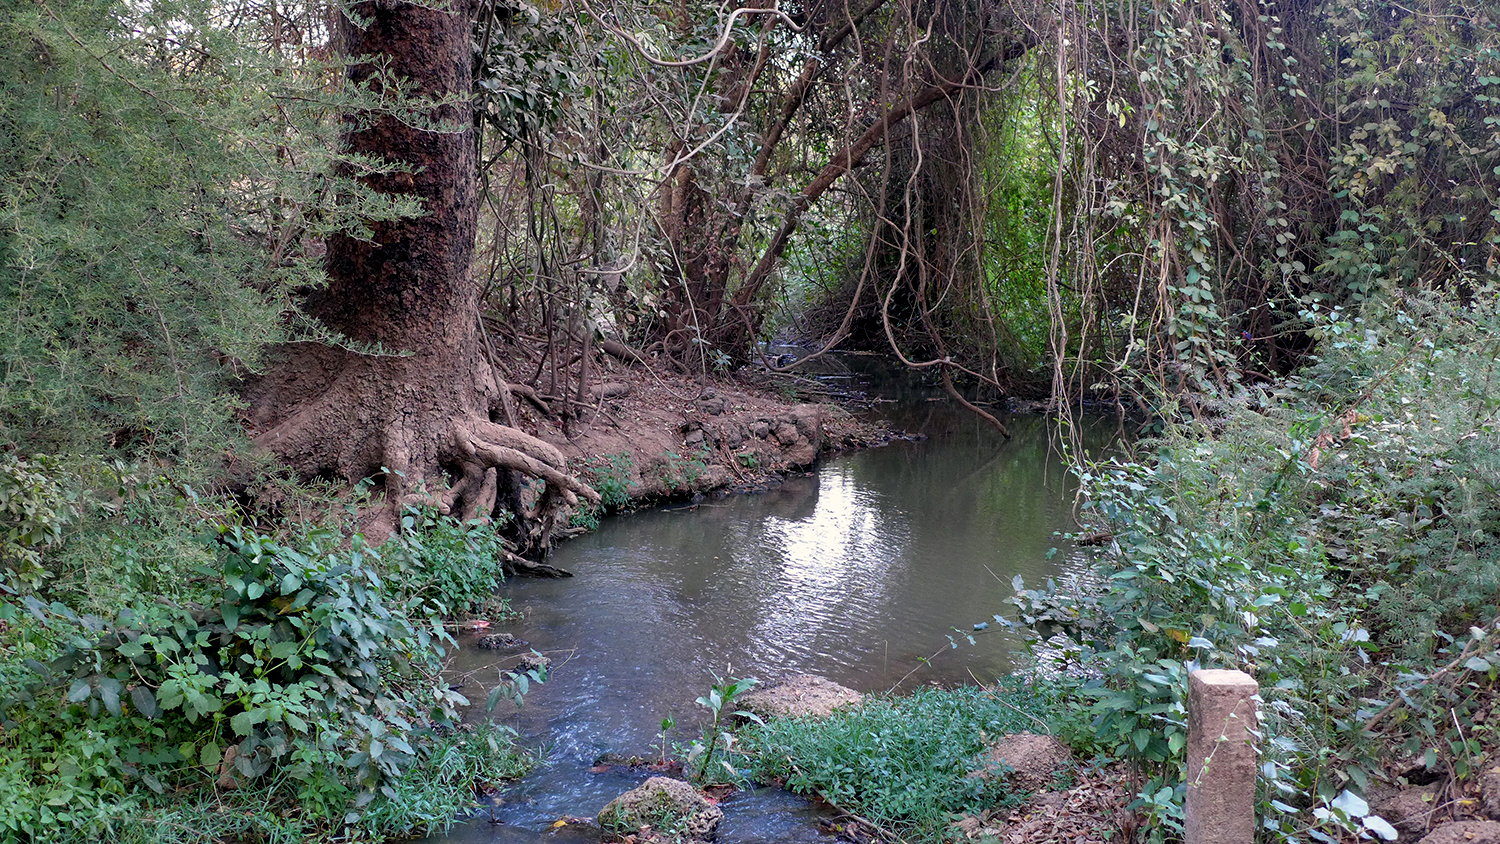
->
left=469, top=293, right=1500, bottom=844
left=421, top=403, right=1106, bottom=844
left=487, top=338, right=895, bottom=520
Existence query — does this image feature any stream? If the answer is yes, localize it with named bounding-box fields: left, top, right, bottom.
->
left=418, top=381, right=1114, bottom=843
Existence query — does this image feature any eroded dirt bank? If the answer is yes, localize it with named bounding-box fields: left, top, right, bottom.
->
left=490, top=340, right=889, bottom=512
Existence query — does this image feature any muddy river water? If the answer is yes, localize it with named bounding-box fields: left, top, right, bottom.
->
left=418, top=389, right=1113, bottom=843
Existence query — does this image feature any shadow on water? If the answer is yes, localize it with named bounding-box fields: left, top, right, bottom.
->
left=416, top=375, right=1116, bottom=843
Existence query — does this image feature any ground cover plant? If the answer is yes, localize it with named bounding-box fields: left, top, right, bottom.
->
left=740, top=680, right=1061, bottom=841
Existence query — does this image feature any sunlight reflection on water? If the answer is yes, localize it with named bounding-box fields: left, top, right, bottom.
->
left=416, top=403, right=1115, bottom=844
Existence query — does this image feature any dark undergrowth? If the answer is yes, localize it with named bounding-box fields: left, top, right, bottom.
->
left=0, top=494, right=537, bottom=843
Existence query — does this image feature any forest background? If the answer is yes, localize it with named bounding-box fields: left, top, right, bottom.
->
left=1, top=0, right=1498, bottom=840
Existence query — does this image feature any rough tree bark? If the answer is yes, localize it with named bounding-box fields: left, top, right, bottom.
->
left=244, top=0, right=596, bottom=549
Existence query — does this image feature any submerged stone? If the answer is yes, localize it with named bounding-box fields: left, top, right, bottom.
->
left=476, top=632, right=526, bottom=650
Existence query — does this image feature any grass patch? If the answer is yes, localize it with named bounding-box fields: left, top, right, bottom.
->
left=740, top=679, right=1062, bottom=841
left=0, top=723, right=534, bottom=844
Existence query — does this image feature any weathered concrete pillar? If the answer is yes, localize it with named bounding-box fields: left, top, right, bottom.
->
left=1186, top=668, right=1259, bottom=844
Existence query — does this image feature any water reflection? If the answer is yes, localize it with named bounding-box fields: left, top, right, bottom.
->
left=418, top=405, right=1113, bottom=844
left=750, top=469, right=902, bottom=670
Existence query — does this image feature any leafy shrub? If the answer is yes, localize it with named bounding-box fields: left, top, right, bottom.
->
left=0, top=453, right=81, bottom=594
left=657, top=449, right=709, bottom=493
left=741, top=681, right=1057, bottom=839
left=379, top=508, right=511, bottom=618
left=0, top=525, right=532, bottom=841
left=570, top=454, right=637, bottom=531
left=686, top=674, right=759, bottom=784
left=1008, top=292, right=1500, bottom=841
left=581, top=453, right=635, bottom=511
left=42, top=464, right=229, bottom=617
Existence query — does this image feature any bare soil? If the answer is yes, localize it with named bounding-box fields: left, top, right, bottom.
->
left=489, top=339, right=891, bottom=516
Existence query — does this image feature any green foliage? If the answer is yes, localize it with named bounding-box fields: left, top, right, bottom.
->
left=656, top=715, right=676, bottom=767
left=1317, top=2, right=1500, bottom=299
left=0, top=452, right=82, bottom=593
left=580, top=452, right=634, bottom=511
left=1046, top=0, right=1500, bottom=401
left=978, top=90, right=1059, bottom=370
left=474, top=0, right=583, bottom=144
left=0, top=525, right=535, bottom=841
left=379, top=509, right=511, bottom=619
left=1008, top=292, right=1500, bottom=841
left=568, top=503, right=603, bottom=532
left=0, top=721, right=532, bottom=844
left=570, top=453, right=636, bottom=530
left=686, top=673, right=759, bottom=785
left=1, top=0, right=278, bottom=468
left=352, top=723, right=536, bottom=839
left=657, top=448, right=709, bottom=493
left=41, top=462, right=229, bottom=616
left=741, top=681, right=1057, bottom=841
left=0, top=0, right=422, bottom=473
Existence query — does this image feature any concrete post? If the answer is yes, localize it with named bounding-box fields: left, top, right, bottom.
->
left=1185, top=669, right=1259, bottom=844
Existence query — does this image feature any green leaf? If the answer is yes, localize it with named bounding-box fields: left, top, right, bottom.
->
left=130, top=686, right=160, bottom=719
left=236, top=749, right=258, bottom=778
left=222, top=602, right=240, bottom=631
left=67, top=679, right=92, bottom=703
left=231, top=711, right=255, bottom=736
left=99, top=677, right=123, bottom=716
left=200, top=742, right=222, bottom=770
left=486, top=683, right=509, bottom=712
left=116, top=641, right=146, bottom=659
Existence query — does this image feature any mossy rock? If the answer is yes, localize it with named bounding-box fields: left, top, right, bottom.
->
left=597, top=776, right=723, bottom=841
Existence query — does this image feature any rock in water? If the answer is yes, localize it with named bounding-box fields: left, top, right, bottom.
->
left=516, top=652, right=551, bottom=672
left=476, top=632, right=526, bottom=650
left=597, top=776, right=723, bottom=842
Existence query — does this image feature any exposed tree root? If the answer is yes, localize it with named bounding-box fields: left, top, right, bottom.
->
left=598, top=337, right=648, bottom=367
left=940, top=366, right=1010, bottom=438
left=451, top=417, right=599, bottom=508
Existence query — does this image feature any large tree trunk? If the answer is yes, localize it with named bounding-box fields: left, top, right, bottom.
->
left=245, top=0, right=595, bottom=549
